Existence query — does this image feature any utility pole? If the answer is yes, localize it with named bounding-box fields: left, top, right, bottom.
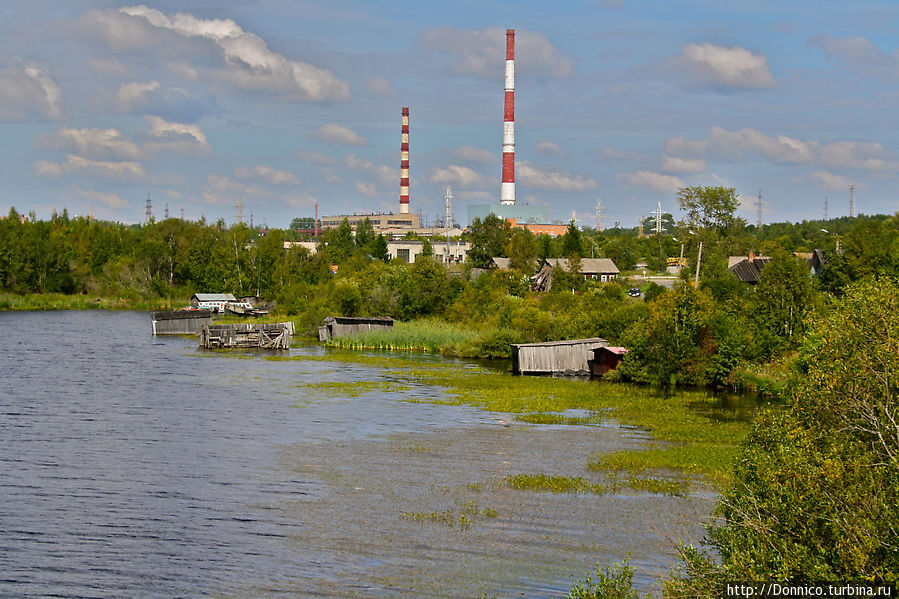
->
left=824, top=196, right=829, bottom=221
left=654, top=201, right=663, bottom=235
left=164, top=201, right=169, bottom=220
left=756, top=189, right=763, bottom=229
left=145, top=193, right=153, bottom=224
left=849, top=185, right=855, bottom=218
left=235, top=195, right=243, bottom=225
left=694, top=241, right=703, bottom=287
left=594, top=197, right=603, bottom=232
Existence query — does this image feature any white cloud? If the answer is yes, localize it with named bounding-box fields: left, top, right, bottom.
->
left=458, top=190, right=494, bottom=201
left=365, top=77, right=397, bottom=98
left=75, top=187, right=130, bottom=209
left=669, top=127, right=899, bottom=173
left=661, top=155, right=706, bottom=174
left=89, top=6, right=350, bottom=102
left=203, top=174, right=263, bottom=205
left=47, top=127, right=141, bottom=160
left=315, top=123, right=367, bottom=146
left=429, top=165, right=490, bottom=188
left=166, top=61, right=199, bottom=81
left=297, top=149, right=339, bottom=165
left=345, top=154, right=394, bottom=187
left=600, top=146, right=642, bottom=161
left=672, top=43, right=776, bottom=92
left=116, top=81, right=160, bottom=108
left=283, top=192, right=318, bottom=208
left=144, top=115, right=210, bottom=155
left=535, top=140, right=565, bottom=157
left=805, top=170, right=857, bottom=191
left=0, top=60, right=63, bottom=120
left=355, top=181, right=378, bottom=196
left=234, top=165, right=300, bottom=186
left=89, top=58, right=129, bottom=75
left=808, top=34, right=895, bottom=70
left=518, top=162, right=597, bottom=191
left=452, top=146, right=495, bottom=163
left=620, top=170, right=684, bottom=194
left=418, top=27, right=573, bottom=79
left=63, top=154, right=146, bottom=180
left=34, top=161, right=64, bottom=179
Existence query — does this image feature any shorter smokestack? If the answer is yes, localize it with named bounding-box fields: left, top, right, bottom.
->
left=400, top=107, right=410, bottom=214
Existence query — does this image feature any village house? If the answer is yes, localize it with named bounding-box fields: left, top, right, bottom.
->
left=530, top=258, right=620, bottom=292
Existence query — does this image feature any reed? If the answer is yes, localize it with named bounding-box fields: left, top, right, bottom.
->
left=324, top=318, right=480, bottom=354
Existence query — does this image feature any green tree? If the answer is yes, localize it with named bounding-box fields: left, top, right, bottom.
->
left=666, top=278, right=899, bottom=594
left=506, top=228, right=538, bottom=272
left=354, top=217, right=375, bottom=250
left=466, top=214, right=511, bottom=268
left=751, top=249, right=813, bottom=356
left=370, top=234, right=389, bottom=262
left=561, top=220, right=583, bottom=257
left=677, top=186, right=740, bottom=232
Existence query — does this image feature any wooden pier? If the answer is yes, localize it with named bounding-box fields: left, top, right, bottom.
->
left=198, top=322, right=293, bottom=349
left=152, top=310, right=213, bottom=335
left=511, top=338, right=608, bottom=376
left=318, top=316, right=394, bottom=341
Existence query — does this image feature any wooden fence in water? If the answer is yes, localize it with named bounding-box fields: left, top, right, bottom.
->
left=151, top=310, right=212, bottom=335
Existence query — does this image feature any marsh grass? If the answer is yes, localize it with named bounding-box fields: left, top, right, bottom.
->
left=296, top=380, right=411, bottom=398
left=268, top=348, right=758, bottom=484
left=515, top=412, right=602, bottom=426
left=504, top=472, right=689, bottom=497
left=0, top=292, right=182, bottom=311
left=401, top=498, right=491, bottom=531
left=324, top=319, right=480, bottom=353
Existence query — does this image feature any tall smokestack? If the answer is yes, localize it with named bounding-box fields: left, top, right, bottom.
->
left=400, top=106, right=410, bottom=214
left=500, top=29, right=516, bottom=206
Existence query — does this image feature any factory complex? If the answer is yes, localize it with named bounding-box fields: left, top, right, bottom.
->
left=316, top=28, right=569, bottom=241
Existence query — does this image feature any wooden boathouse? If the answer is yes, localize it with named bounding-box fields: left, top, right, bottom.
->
left=151, top=310, right=212, bottom=335
left=511, top=338, right=609, bottom=376
left=589, top=346, right=629, bottom=377
left=198, top=322, right=293, bottom=349
left=318, top=316, right=394, bottom=341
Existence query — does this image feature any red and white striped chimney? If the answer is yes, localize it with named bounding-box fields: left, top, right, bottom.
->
left=400, top=106, right=410, bottom=214
left=500, top=28, right=516, bottom=206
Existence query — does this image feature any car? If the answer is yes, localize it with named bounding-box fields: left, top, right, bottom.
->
left=628, top=287, right=641, bottom=297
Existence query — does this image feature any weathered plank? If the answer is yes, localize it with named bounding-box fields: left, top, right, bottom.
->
left=511, top=338, right=608, bottom=375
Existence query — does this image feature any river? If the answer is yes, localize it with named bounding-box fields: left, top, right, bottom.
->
left=0, top=310, right=712, bottom=598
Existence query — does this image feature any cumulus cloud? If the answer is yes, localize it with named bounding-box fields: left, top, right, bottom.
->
left=143, top=115, right=210, bottom=155
left=345, top=154, right=394, bottom=187
left=203, top=174, right=263, bottom=205
left=808, top=34, right=896, bottom=70
left=234, top=165, right=300, bottom=186
left=805, top=170, right=856, bottom=191
left=429, top=164, right=490, bottom=188
left=452, top=146, right=495, bottom=163
left=75, top=187, right=130, bottom=209
left=34, top=160, right=64, bottom=179
left=667, top=127, right=899, bottom=173
left=620, top=170, right=684, bottom=194
left=418, top=27, right=573, bottom=79
left=62, top=154, right=146, bottom=180
left=518, top=162, right=597, bottom=191
left=87, top=6, right=350, bottom=102
left=672, top=43, right=776, bottom=92
left=662, top=155, right=706, bottom=174
left=535, top=140, right=565, bottom=157
left=297, top=149, right=339, bottom=165
left=0, top=60, right=63, bottom=120
left=355, top=181, right=378, bottom=196
left=315, top=123, right=368, bottom=146
left=600, top=146, right=642, bottom=162
left=283, top=192, right=318, bottom=208
left=45, top=127, right=141, bottom=160
left=365, top=77, right=397, bottom=98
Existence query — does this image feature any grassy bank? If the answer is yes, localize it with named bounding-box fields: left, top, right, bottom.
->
left=0, top=292, right=185, bottom=311
left=322, top=319, right=482, bottom=354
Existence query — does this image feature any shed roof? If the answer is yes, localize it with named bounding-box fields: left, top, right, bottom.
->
left=192, top=293, right=237, bottom=302
left=727, top=256, right=771, bottom=283
left=544, top=258, right=619, bottom=275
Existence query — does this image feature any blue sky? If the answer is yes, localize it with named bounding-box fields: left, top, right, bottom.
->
left=1, top=1, right=898, bottom=228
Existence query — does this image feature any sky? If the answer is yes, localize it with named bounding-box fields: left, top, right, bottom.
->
left=1, top=1, right=898, bottom=229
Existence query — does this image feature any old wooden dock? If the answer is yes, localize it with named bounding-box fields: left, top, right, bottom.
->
left=151, top=310, right=213, bottom=335
left=511, top=338, right=609, bottom=375
left=198, top=322, right=293, bottom=349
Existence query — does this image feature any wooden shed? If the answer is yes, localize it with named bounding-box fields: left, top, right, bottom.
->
left=318, top=316, right=395, bottom=341
left=511, top=338, right=608, bottom=375
left=589, top=346, right=629, bottom=378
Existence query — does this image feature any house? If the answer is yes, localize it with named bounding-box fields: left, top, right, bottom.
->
left=531, top=258, right=620, bottom=291
left=727, top=254, right=772, bottom=284
left=190, top=293, right=237, bottom=313
left=589, top=346, right=628, bottom=378
left=491, top=257, right=511, bottom=270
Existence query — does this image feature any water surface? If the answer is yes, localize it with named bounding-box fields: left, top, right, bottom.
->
left=0, top=310, right=711, bottom=597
